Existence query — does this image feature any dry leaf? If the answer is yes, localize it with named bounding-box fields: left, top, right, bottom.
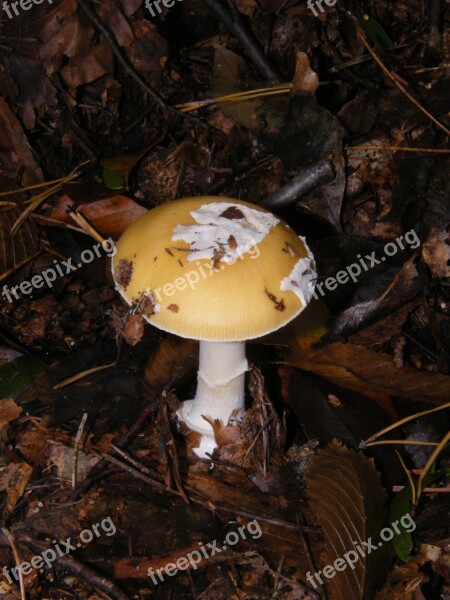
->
left=286, top=342, right=450, bottom=405
left=292, top=50, right=319, bottom=94
left=0, top=462, right=32, bottom=511
left=48, top=441, right=99, bottom=481
left=0, top=399, right=23, bottom=430
left=0, top=98, right=44, bottom=185
left=306, top=441, right=389, bottom=600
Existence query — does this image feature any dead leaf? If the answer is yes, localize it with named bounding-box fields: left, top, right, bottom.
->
left=0, top=399, right=22, bottom=429
left=126, top=20, right=170, bottom=74
left=144, top=336, right=198, bottom=398
left=212, top=46, right=287, bottom=130
left=292, top=50, right=319, bottom=94
left=48, top=441, right=99, bottom=481
left=306, top=441, right=389, bottom=600
left=48, top=195, right=147, bottom=237
left=286, top=341, right=450, bottom=405
left=0, top=462, right=32, bottom=511
left=422, top=232, right=450, bottom=278
left=0, top=98, right=44, bottom=185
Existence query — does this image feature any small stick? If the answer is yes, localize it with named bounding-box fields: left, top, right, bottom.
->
left=0, top=249, right=44, bottom=283
left=260, top=160, right=335, bottom=209
left=21, top=536, right=128, bottom=600
left=202, top=0, right=282, bottom=81
left=72, top=412, right=89, bottom=488
left=2, top=528, right=26, bottom=600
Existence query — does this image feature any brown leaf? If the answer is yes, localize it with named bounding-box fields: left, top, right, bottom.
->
left=306, top=441, right=389, bottom=600
left=48, top=441, right=99, bottom=481
left=286, top=341, right=450, bottom=405
left=0, top=399, right=22, bottom=429
left=62, top=37, right=114, bottom=88
left=292, top=50, right=319, bottom=94
left=0, top=98, right=44, bottom=185
left=0, top=462, right=32, bottom=512
left=125, top=20, right=169, bottom=74
left=422, top=232, right=450, bottom=278
left=144, top=336, right=198, bottom=398
left=122, top=315, right=145, bottom=346
left=49, top=195, right=147, bottom=237
left=0, top=54, right=57, bottom=129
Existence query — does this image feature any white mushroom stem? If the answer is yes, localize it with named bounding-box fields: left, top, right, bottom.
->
left=177, top=341, right=248, bottom=458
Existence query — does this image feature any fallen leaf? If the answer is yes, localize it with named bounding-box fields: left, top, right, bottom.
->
left=0, top=399, right=22, bottom=429
left=0, top=462, right=32, bottom=511
left=292, top=50, right=319, bottom=94
left=0, top=98, right=44, bottom=185
left=285, top=341, right=450, bottom=405
left=306, top=441, right=389, bottom=600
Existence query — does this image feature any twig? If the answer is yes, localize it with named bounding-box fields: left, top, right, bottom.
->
left=1, top=528, right=26, bottom=600
left=21, top=536, right=128, bottom=600
left=68, top=396, right=162, bottom=501
left=202, top=0, right=282, bottom=81
left=72, top=412, right=89, bottom=489
left=260, top=160, right=335, bottom=209
left=357, top=28, right=450, bottom=135
left=0, top=249, right=44, bottom=284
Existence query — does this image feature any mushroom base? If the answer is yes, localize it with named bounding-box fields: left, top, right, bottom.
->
left=177, top=340, right=248, bottom=458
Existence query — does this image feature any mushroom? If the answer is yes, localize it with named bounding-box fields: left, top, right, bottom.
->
left=112, top=197, right=316, bottom=457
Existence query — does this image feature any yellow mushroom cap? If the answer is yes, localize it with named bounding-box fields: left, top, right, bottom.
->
left=112, top=196, right=316, bottom=342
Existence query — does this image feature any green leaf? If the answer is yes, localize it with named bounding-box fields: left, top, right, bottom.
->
left=102, top=167, right=125, bottom=190
left=0, top=355, right=45, bottom=401
left=363, top=14, right=394, bottom=51
left=389, top=488, right=414, bottom=562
